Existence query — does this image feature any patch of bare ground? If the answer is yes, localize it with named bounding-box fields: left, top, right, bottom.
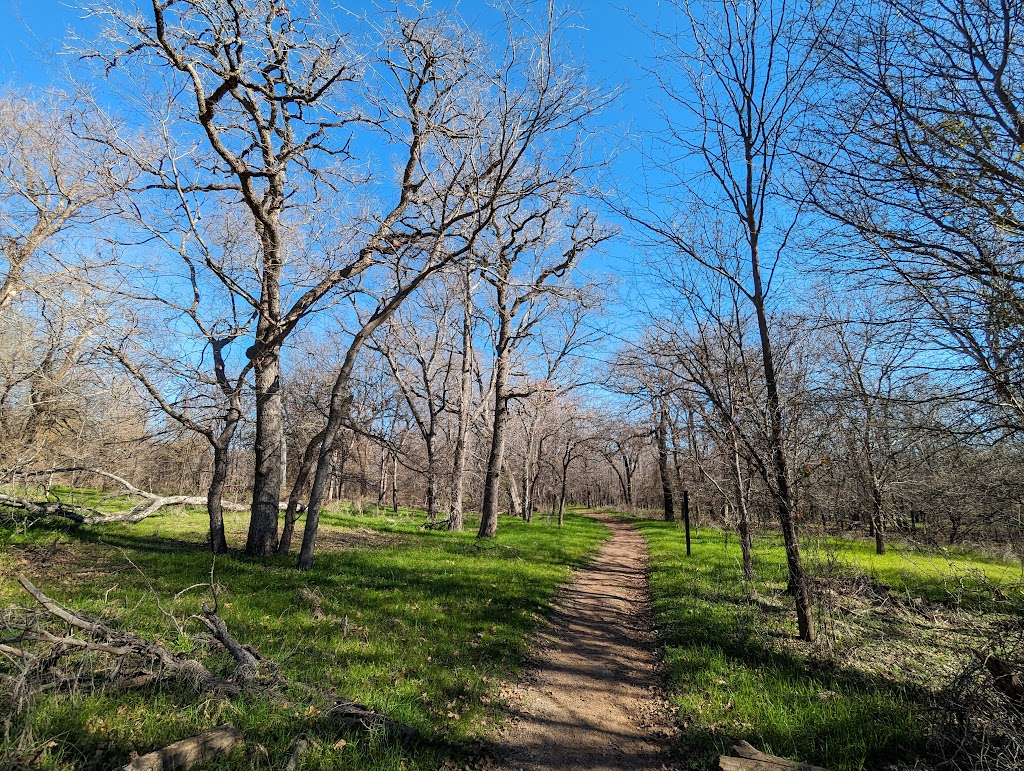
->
left=311, top=526, right=408, bottom=551
left=222, top=525, right=407, bottom=552
left=475, top=514, right=677, bottom=771
left=5, top=537, right=123, bottom=584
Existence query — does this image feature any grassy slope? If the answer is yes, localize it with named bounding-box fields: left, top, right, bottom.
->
left=637, top=521, right=1023, bottom=771
left=0, top=503, right=609, bottom=770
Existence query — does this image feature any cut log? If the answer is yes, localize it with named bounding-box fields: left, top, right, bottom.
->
left=120, top=724, right=244, bottom=771
left=717, top=741, right=832, bottom=771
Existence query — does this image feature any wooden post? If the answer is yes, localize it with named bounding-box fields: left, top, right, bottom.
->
left=683, top=489, right=692, bottom=556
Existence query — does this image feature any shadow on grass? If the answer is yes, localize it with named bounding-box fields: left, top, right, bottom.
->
left=2, top=509, right=610, bottom=770
left=636, top=521, right=929, bottom=771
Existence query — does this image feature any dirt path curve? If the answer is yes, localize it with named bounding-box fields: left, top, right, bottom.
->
left=489, top=514, right=676, bottom=770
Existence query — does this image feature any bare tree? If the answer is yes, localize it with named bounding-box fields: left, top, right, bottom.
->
left=627, top=0, right=833, bottom=641
left=810, top=0, right=1024, bottom=437
left=475, top=207, right=608, bottom=538
left=89, top=0, right=360, bottom=557
left=0, top=91, right=126, bottom=313
left=370, top=276, right=461, bottom=524
left=295, top=4, right=610, bottom=567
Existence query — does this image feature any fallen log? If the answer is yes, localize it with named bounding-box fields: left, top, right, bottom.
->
left=284, top=737, right=310, bottom=771
left=327, top=696, right=418, bottom=738
left=120, top=724, right=244, bottom=771
left=972, top=648, right=1024, bottom=704
left=1, top=466, right=247, bottom=525
left=717, top=741, right=832, bottom=771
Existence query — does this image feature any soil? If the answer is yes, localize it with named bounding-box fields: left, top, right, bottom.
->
left=487, top=514, right=678, bottom=770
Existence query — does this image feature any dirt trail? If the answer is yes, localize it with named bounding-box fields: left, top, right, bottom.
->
left=490, top=514, right=676, bottom=770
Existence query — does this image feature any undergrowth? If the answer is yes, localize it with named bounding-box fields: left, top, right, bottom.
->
left=637, top=521, right=1023, bottom=771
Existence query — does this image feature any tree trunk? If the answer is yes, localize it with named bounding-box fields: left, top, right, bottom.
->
left=392, top=452, right=399, bottom=514
left=449, top=271, right=475, bottom=532
left=682, top=488, right=692, bottom=556
left=730, top=432, right=754, bottom=579
left=278, top=428, right=326, bottom=556
left=425, top=442, right=439, bottom=522
left=656, top=405, right=675, bottom=521
left=207, top=441, right=231, bottom=555
left=871, top=483, right=886, bottom=555
left=479, top=304, right=511, bottom=539
left=751, top=247, right=815, bottom=641
left=246, top=350, right=283, bottom=557
left=558, top=467, right=568, bottom=526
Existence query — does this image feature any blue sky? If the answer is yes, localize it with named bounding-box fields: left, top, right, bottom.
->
left=0, top=1, right=657, bottom=113
left=0, top=0, right=670, bottom=352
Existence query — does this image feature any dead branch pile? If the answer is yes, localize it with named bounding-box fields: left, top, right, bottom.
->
left=0, top=574, right=415, bottom=768
left=930, top=612, right=1024, bottom=770
left=1, top=574, right=244, bottom=706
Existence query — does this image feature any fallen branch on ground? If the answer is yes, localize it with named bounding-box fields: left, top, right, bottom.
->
left=297, top=588, right=325, bottom=620
left=461, top=540, right=523, bottom=557
left=973, top=648, right=1024, bottom=705
left=284, top=737, right=310, bottom=771
left=120, top=724, right=244, bottom=771
left=9, top=573, right=240, bottom=698
left=1, top=466, right=308, bottom=526
left=717, top=741, right=832, bottom=771
left=2, top=574, right=417, bottom=744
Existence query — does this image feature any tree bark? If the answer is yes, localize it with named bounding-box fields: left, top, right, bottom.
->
left=120, top=725, right=244, bottom=771
left=479, top=299, right=511, bottom=539
left=871, top=481, right=886, bottom=555
left=246, top=349, right=284, bottom=557
left=750, top=233, right=815, bottom=641
left=278, top=428, right=326, bottom=555
left=656, top=405, right=675, bottom=521
left=207, top=442, right=230, bottom=555
left=730, top=430, right=754, bottom=579
left=682, top=488, right=692, bottom=556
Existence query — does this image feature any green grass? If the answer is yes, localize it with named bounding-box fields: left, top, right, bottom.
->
left=1, top=502, right=609, bottom=770
left=811, top=534, right=1023, bottom=608
left=636, top=522, right=999, bottom=771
